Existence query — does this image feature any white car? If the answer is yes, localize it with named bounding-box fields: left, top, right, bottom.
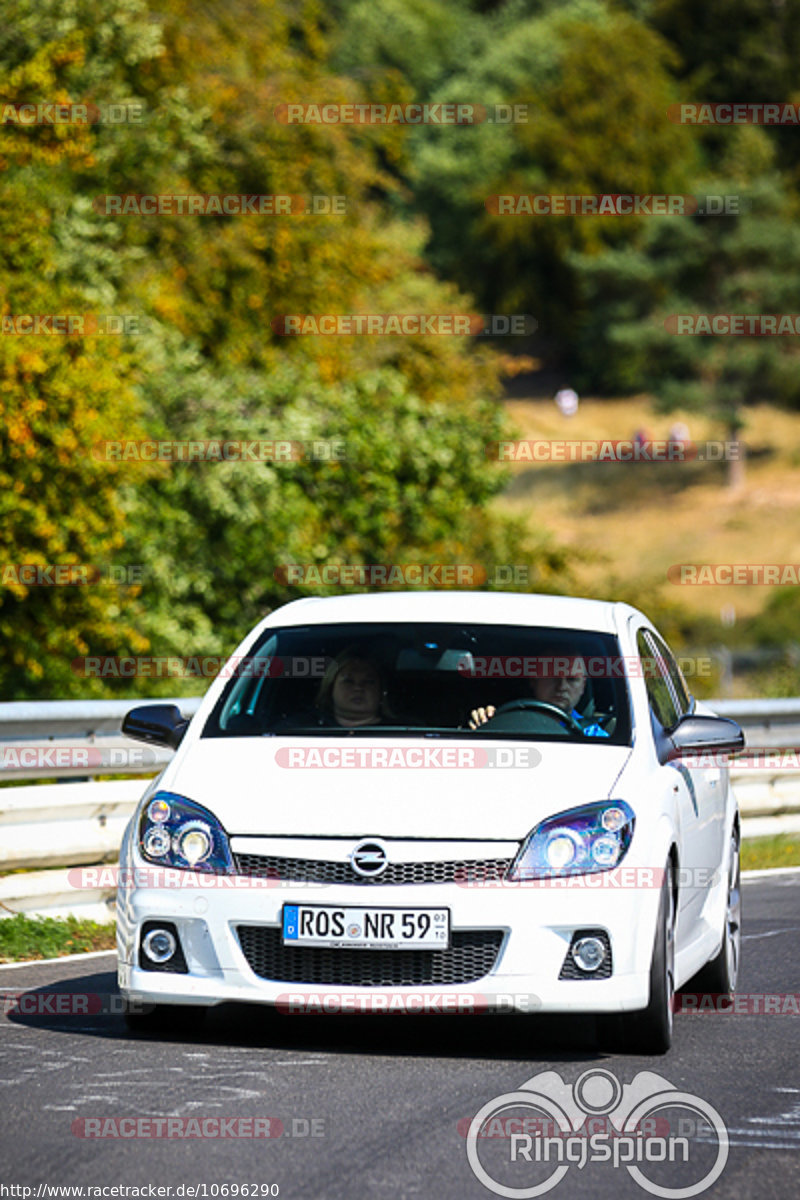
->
left=117, top=592, right=744, bottom=1053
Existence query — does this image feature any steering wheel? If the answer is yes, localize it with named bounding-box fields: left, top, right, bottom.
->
left=490, top=699, right=585, bottom=735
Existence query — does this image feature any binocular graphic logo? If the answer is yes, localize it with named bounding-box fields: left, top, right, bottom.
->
left=465, top=1067, right=728, bottom=1198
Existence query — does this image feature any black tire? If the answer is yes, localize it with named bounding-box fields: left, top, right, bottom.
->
left=689, top=826, right=741, bottom=996
left=598, top=859, right=675, bottom=1055
left=123, top=1003, right=207, bottom=1034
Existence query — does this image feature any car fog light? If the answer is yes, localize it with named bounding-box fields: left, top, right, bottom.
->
left=142, top=928, right=177, bottom=964
left=143, top=826, right=171, bottom=857
left=571, top=936, right=606, bottom=972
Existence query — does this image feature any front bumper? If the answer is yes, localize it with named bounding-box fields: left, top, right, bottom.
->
left=117, top=870, right=660, bottom=1015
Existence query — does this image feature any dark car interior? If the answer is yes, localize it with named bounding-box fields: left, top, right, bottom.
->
left=202, top=622, right=631, bottom=744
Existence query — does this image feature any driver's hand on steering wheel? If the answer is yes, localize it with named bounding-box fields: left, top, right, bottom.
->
left=468, top=706, right=496, bottom=730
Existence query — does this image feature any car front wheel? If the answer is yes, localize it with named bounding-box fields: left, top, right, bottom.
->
left=690, top=826, right=741, bottom=996
left=598, top=858, right=675, bottom=1055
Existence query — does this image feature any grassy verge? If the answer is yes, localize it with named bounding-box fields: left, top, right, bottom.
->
left=0, top=914, right=116, bottom=963
left=741, top=835, right=800, bottom=872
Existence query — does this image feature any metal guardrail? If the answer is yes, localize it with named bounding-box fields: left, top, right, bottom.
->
left=706, top=698, right=800, bottom=748
left=0, top=696, right=798, bottom=922
left=0, top=697, right=203, bottom=781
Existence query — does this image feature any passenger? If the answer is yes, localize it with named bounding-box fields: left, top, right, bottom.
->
left=316, top=652, right=395, bottom=728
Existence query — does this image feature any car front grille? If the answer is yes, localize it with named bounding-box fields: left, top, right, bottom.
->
left=236, top=926, right=505, bottom=986
left=233, top=853, right=513, bottom=886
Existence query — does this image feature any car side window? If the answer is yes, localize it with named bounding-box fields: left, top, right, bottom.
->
left=636, top=629, right=680, bottom=731
left=649, top=632, right=692, bottom=717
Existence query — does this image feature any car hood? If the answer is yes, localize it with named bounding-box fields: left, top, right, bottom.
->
left=163, top=737, right=633, bottom=840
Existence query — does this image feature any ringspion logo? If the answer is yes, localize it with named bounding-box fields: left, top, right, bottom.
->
left=465, top=1068, right=728, bottom=1197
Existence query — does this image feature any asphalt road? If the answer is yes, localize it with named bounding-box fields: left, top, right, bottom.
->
left=1, top=872, right=799, bottom=1200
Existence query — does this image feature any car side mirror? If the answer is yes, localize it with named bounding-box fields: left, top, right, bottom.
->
left=665, top=714, right=745, bottom=763
left=122, top=704, right=190, bottom=750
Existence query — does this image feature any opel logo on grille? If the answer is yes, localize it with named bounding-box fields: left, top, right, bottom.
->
left=350, top=839, right=388, bottom=878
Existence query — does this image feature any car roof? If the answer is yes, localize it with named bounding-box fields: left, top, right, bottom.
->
left=255, top=591, right=641, bottom=636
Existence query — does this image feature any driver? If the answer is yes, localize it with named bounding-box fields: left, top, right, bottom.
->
left=468, top=654, right=610, bottom=737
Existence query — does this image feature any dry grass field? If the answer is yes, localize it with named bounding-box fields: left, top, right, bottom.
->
left=495, top=397, right=800, bottom=625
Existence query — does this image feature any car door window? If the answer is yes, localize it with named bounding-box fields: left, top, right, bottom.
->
left=636, top=629, right=680, bottom=731
left=649, top=632, right=692, bottom=717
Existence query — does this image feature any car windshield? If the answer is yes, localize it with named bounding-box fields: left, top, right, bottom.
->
left=202, top=622, right=632, bottom=744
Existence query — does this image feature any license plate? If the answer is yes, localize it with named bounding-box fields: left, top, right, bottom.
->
left=282, top=904, right=450, bottom=949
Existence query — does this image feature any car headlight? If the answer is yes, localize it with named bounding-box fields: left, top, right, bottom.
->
left=507, top=801, right=635, bottom=880
left=138, top=791, right=234, bottom=873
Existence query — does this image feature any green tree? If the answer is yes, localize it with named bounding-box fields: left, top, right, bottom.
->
left=332, top=0, right=696, bottom=354
left=0, top=3, right=158, bottom=698
left=2, top=0, right=566, bottom=698
left=569, top=173, right=800, bottom=484
left=118, top=348, right=566, bottom=679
